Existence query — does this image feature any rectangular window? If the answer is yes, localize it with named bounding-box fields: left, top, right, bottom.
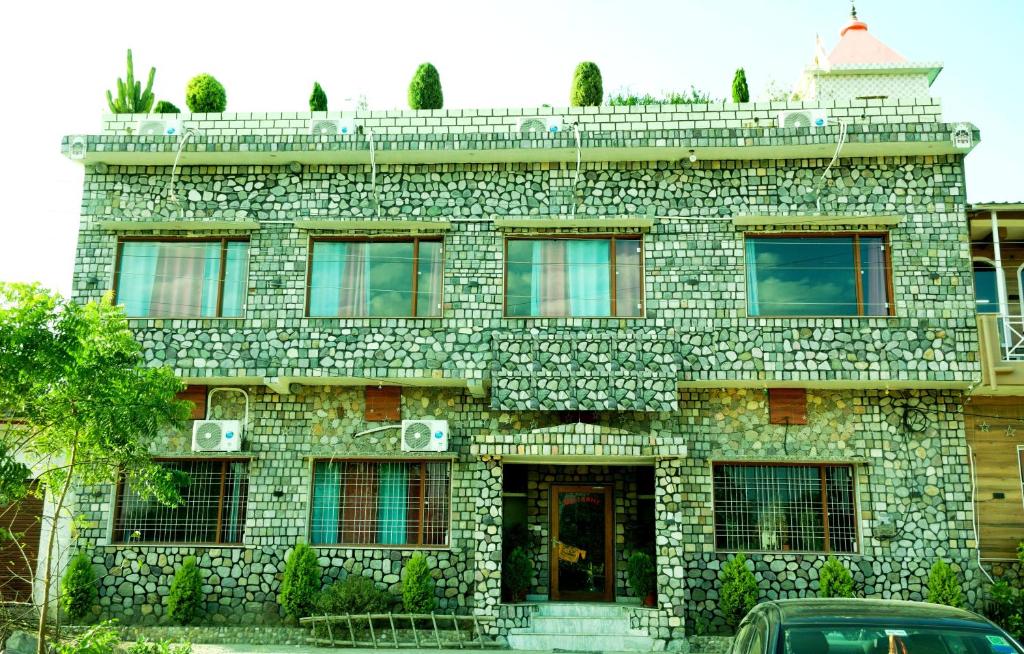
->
left=115, top=239, right=248, bottom=318
left=113, top=459, right=249, bottom=544
left=712, top=463, right=857, bottom=553
left=310, top=460, right=450, bottom=547
left=308, top=239, right=443, bottom=317
left=505, top=237, right=643, bottom=317
left=745, top=234, right=891, bottom=316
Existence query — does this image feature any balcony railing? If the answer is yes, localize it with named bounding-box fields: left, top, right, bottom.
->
left=977, top=314, right=1024, bottom=391
left=1002, top=315, right=1024, bottom=361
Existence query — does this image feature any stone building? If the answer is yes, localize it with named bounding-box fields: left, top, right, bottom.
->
left=57, top=10, right=990, bottom=649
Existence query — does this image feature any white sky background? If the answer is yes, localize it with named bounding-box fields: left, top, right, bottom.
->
left=1, top=0, right=1021, bottom=295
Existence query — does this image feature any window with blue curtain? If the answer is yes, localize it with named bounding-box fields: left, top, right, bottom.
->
left=505, top=237, right=643, bottom=317
left=745, top=234, right=891, bottom=317
left=115, top=239, right=249, bottom=317
left=308, top=239, right=443, bottom=317
left=310, top=460, right=450, bottom=547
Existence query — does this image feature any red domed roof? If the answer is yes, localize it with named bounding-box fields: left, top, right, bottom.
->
left=827, top=8, right=907, bottom=66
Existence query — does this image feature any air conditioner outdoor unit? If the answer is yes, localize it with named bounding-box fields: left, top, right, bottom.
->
left=137, top=120, right=185, bottom=137
left=192, top=420, right=243, bottom=452
left=309, top=118, right=357, bottom=136
left=401, top=419, right=449, bottom=452
left=517, top=117, right=563, bottom=134
left=777, top=110, right=828, bottom=129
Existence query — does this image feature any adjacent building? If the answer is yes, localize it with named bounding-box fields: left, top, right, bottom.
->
left=49, top=9, right=1010, bottom=647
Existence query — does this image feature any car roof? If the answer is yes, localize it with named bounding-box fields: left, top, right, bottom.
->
left=754, top=598, right=994, bottom=629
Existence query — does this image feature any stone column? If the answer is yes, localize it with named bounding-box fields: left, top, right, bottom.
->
left=654, top=458, right=687, bottom=643
left=473, top=456, right=503, bottom=621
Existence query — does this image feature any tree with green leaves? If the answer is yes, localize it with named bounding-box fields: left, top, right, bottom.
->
left=570, top=62, right=603, bottom=107
left=401, top=552, right=436, bottom=613
left=927, top=559, right=964, bottom=608
left=60, top=550, right=97, bottom=622
left=408, top=63, right=443, bottom=110
left=167, top=556, right=203, bottom=624
left=106, top=49, right=155, bottom=114
left=309, top=82, right=328, bottom=112
left=0, top=283, right=190, bottom=653
left=719, top=553, right=758, bottom=631
left=278, top=542, right=321, bottom=622
left=731, top=68, right=750, bottom=103
left=818, top=556, right=854, bottom=598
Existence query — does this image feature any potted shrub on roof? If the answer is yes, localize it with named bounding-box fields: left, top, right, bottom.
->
left=627, top=551, right=657, bottom=607
left=185, top=73, right=227, bottom=113
left=408, top=63, right=443, bottom=110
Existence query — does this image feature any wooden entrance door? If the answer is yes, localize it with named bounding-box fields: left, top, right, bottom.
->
left=550, top=485, right=613, bottom=601
left=0, top=482, right=42, bottom=603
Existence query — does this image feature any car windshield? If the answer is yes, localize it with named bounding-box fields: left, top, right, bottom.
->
left=781, top=625, right=1023, bottom=654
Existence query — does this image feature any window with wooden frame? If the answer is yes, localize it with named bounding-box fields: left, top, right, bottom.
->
left=745, top=234, right=892, bottom=317
left=114, top=238, right=249, bottom=318
left=113, top=459, right=249, bottom=544
left=307, top=238, right=443, bottom=318
left=712, top=463, right=857, bottom=554
left=504, top=236, right=643, bottom=317
left=310, top=460, right=450, bottom=547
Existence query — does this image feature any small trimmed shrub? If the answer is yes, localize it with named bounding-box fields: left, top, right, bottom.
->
left=278, top=542, right=321, bottom=622
left=185, top=74, right=227, bottom=113
left=818, top=556, right=854, bottom=598
left=127, top=638, right=193, bottom=654
left=732, top=68, right=750, bottom=103
left=627, top=551, right=656, bottom=600
left=927, top=559, right=963, bottom=608
left=166, top=556, right=203, bottom=625
left=502, top=547, right=533, bottom=602
left=408, top=63, right=443, bottom=110
left=316, top=575, right=390, bottom=615
left=719, top=553, right=758, bottom=631
left=401, top=552, right=436, bottom=613
left=153, top=101, right=180, bottom=114
left=61, top=550, right=98, bottom=622
left=309, top=82, right=328, bottom=112
left=570, top=61, right=603, bottom=107
left=55, top=619, right=120, bottom=654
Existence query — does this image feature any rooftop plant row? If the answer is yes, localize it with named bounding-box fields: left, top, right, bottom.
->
left=107, top=50, right=777, bottom=116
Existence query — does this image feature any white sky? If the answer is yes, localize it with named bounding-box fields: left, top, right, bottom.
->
left=1, top=0, right=1021, bottom=295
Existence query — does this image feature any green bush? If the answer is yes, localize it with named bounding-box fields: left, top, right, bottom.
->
left=153, top=101, right=180, bottom=114
left=818, top=556, right=854, bottom=598
left=278, top=542, right=321, bottom=622
left=401, top=552, right=436, bottom=613
left=127, top=638, right=192, bottom=654
left=570, top=61, right=603, bottom=107
left=55, top=620, right=120, bottom=654
left=408, top=63, right=443, bottom=110
left=719, top=553, right=758, bottom=631
left=731, top=68, right=750, bottom=103
left=502, top=547, right=533, bottom=602
left=185, top=74, right=227, bottom=113
left=316, top=575, right=391, bottom=615
left=627, top=551, right=656, bottom=599
left=985, top=542, right=1024, bottom=640
left=927, top=559, right=964, bottom=608
left=309, top=82, right=328, bottom=112
left=607, top=86, right=715, bottom=106
left=61, top=550, right=98, bottom=622
left=166, top=556, right=203, bottom=625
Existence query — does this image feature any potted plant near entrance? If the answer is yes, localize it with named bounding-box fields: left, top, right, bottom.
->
left=627, top=551, right=657, bottom=607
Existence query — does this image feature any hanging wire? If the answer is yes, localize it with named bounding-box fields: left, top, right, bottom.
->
left=164, top=128, right=198, bottom=209
left=368, top=129, right=381, bottom=218
left=571, top=123, right=582, bottom=219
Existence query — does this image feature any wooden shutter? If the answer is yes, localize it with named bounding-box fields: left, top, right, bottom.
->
left=177, top=385, right=207, bottom=420
left=768, top=389, right=807, bottom=425
left=0, top=482, right=42, bottom=603
left=365, top=387, right=401, bottom=422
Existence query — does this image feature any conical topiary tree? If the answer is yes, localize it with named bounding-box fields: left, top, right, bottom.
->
left=309, top=82, right=328, bottom=112
left=185, top=74, right=227, bottom=113
left=570, top=61, right=603, bottom=107
left=927, top=559, right=964, bottom=608
left=106, top=49, right=155, bottom=114
left=818, top=556, right=854, bottom=598
left=732, top=68, right=750, bottom=103
left=719, top=553, right=758, bottom=631
left=408, top=63, right=443, bottom=110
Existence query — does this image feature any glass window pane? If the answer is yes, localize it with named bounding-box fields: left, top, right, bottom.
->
left=309, top=241, right=417, bottom=317
left=416, top=241, right=443, bottom=317
left=222, top=242, right=248, bottom=317
left=747, top=237, right=858, bottom=316
left=615, top=239, right=643, bottom=317
left=973, top=261, right=1001, bottom=314
left=366, top=242, right=415, bottom=316
left=117, top=242, right=222, bottom=317
left=505, top=240, right=536, bottom=317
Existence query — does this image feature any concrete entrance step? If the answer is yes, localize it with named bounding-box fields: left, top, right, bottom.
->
left=528, top=617, right=639, bottom=635
left=533, top=602, right=629, bottom=618
left=506, top=632, right=657, bottom=652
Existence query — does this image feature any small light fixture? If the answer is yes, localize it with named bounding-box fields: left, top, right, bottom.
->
left=688, top=149, right=698, bottom=163
left=684, top=278, right=700, bottom=286
left=272, top=489, right=285, bottom=498
left=84, top=276, right=101, bottom=290
left=929, top=272, right=941, bottom=282
left=288, top=161, right=302, bottom=173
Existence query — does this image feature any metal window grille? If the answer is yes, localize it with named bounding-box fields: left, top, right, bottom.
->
left=713, top=463, right=857, bottom=553
left=114, top=460, right=249, bottom=544
left=311, top=460, right=450, bottom=547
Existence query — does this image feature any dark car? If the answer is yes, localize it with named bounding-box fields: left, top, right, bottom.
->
left=729, top=598, right=1023, bottom=654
